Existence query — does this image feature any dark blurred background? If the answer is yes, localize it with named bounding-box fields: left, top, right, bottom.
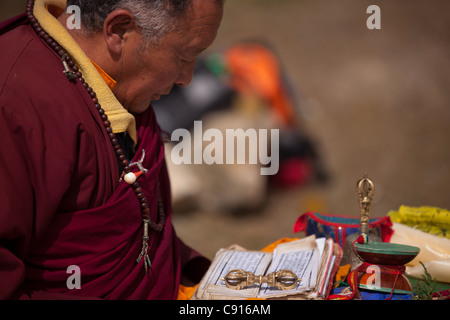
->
left=2, top=0, right=450, bottom=258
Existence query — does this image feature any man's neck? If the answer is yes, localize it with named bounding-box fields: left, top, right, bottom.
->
left=57, top=13, right=112, bottom=77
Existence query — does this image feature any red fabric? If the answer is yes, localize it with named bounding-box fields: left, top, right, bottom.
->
left=328, top=239, right=405, bottom=301
left=433, top=289, right=450, bottom=300
left=293, top=212, right=394, bottom=243
left=270, top=158, right=313, bottom=188
left=0, top=16, right=208, bottom=300
left=328, top=261, right=405, bottom=301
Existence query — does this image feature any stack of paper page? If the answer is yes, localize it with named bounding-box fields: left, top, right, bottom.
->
left=193, top=235, right=342, bottom=300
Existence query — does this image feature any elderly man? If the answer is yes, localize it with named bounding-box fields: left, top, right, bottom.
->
left=0, top=0, right=223, bottom=299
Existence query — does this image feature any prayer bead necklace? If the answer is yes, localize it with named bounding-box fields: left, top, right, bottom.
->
left=25, top=0, right=164, bottom=272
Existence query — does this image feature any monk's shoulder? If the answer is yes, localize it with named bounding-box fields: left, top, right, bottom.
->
left=0, top=24, right=80, bottom=108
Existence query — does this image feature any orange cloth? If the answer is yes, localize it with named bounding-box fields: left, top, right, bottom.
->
left=177, top=284, right=199, bottom=300
left=260, top=237, right=300, bottom=253
left=89, top=59, right=117, bottom=90
left=225, top=43, right=296, bottom=126
left=334, top=264, right=351, bottom=283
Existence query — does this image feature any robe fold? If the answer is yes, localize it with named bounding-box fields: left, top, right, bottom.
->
left=0, top=12, right=209, bottom=300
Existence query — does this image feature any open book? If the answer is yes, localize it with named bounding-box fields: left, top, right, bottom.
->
left=193, top=235, right=342, bottom=300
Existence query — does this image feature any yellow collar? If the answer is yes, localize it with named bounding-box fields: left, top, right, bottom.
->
left=33, top=0, right=137, bottom=143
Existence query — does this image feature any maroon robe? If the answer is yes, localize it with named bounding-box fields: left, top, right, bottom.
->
left=0, top=14, right=209, bottom=300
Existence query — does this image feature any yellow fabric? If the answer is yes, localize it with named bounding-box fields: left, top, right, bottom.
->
left=34, top=0, right=137, bottom=143
left=388, top=205, right=450, bottom=239
left=177, top=238, right=300, bottom=300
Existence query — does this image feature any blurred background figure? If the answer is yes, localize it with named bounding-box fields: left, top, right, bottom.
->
left=153, top=41, right=328, bottom=214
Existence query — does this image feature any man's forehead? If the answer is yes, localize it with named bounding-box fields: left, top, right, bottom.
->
left=182, top=0, right=223, bottom=31
left=174, top=1, right=222, bottom=50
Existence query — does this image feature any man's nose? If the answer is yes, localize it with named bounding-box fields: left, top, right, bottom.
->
left=176, top=60, right=196, bottom=87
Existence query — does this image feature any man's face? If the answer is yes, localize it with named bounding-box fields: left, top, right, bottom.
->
left=114, top=0, right=223, bottom=114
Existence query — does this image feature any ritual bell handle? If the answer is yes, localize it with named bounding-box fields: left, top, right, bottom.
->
left=356, top=174, right=375, bottom=236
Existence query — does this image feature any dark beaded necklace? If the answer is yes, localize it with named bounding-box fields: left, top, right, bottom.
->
left=25, top=0, right=164, bottom=272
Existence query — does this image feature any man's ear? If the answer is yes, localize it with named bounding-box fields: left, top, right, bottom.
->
left=103, top=9, right=136, bottom=58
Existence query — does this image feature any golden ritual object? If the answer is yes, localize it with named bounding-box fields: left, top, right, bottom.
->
left=356, top=173, right=375, bottom=238
left=221, top=269, right=300, bottom=290
left=341, top=174, right=382, bottom=270
left=342, top=174, right=420, bottom=295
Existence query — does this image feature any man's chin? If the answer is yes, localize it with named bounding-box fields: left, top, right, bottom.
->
left=151, top=94, right=162, bottom=101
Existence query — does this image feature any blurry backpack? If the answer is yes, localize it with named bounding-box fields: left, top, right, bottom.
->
left=153, top=41, right=328, bottom=187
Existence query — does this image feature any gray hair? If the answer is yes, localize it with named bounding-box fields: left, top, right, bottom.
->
left=66, top=0, right=222, bottom=45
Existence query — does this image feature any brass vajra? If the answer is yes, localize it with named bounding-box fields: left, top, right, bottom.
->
left=221, top=269, right=300, bottom=290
